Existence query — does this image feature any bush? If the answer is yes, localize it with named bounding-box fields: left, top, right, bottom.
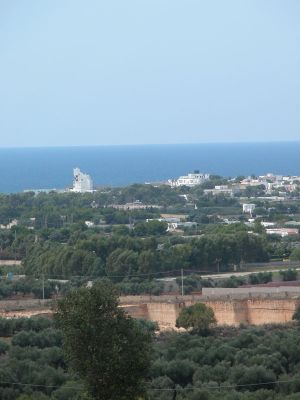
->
left=0, top=317, right=53, bottom=337
left=218, top=276, right=246, bottom=288
left=248, top=272, right=273, bottom=285
left=0, top=340, right=9, bottom=355
left=176, top=303, right=216, bottom=335
left=293, top=304, right=300, bottom=321
left=290, top=247, right=300, bottom=261
left=12, top=329, right=62, bottom=348
left=280, top=269, right=297, bottom=281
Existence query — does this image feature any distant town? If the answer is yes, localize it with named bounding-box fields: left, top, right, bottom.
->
left=3, top=167, right=293, bottom=239
left=25, top=168, right=300, bottom=196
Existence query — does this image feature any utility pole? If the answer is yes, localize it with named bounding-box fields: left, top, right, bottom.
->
left=42, top=274, right=45, bottom=301
left=215, top=258, right=221, bottom=274
left=14, top=230, right=17, bottom=261
left=181, top=268, right=184, bottom=296
left=61, top=215, right=66, bottom=228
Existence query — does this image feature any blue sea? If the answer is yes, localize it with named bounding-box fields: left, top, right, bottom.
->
left=0, top=142, right=299, bottom=193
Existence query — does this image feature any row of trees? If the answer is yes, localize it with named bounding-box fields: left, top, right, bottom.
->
left=23, top=231, right=269, bottom=279
left=177, top=271, right=274, bottom=293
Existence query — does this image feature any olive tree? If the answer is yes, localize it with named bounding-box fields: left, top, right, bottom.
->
left=176, top=303, right=216, bottom=334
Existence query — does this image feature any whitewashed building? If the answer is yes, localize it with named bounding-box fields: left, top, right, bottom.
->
left=168, top=171, right=210, bottom=187
left=266, top=228, right=298, bottom=237
left=242, top=203, right=256, bottom=214
left=72, top=168, right=93, bottom=193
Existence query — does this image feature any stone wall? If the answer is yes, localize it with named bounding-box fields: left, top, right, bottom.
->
left=0, top=299, right=53, bottom=311
left=0, top=260, right=22, bottom=266
left=0, top=309, right=53, bottom=318
left=0, top=295, right=298, bottom=329
left=0, top=299, right=54, bottom=319
left=202, top=287, right=300, bottom=297
left=202, top=298, right=298, bottom=327
left=120, top=304, right=148, bottom=320
left=146, top=302, right=183, bottom=329
left=120, top=295, right=300, bottom=329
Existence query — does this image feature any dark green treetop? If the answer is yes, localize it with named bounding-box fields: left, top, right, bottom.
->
left=176, top=303, right=216, bottom=335
left=56, top=281, right=152, bottom=400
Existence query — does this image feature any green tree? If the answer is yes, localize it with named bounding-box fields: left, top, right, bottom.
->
left=106, top=248, right=138, bottom=279
left=292, top=303, right=300, bottom=321
left=0, top=339, right=9, bottom=355
left=290, top=247, right=300, bottom=261
left=280, top=268, right=297, bottom=281
left=176, top=303, right=216, bottom=334
left=248, top=272, right=272, bottom=285
left=56, top=281, right=152, bottom=400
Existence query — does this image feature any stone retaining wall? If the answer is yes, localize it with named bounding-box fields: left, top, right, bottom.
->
left=120, top=295, right=300, bottom=329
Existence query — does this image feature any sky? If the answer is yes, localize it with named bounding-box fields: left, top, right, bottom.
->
left=0, top=0, right=300, bottom=147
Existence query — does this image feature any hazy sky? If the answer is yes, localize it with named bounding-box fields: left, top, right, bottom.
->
left=1, top=0, right=300, bottom=147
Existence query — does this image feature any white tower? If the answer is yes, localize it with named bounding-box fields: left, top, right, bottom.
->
left=72, top=168, right=93, bottom=192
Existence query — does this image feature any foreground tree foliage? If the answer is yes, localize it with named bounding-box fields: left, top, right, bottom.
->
left=2, top=317, right=300, bottom=399
left=0, top=317, right=82, bottom=400
left=176, top=303, right=216, bottom=334
left=149, top=325, right=300, bottom=400
left=292, top=304, right=300, bottom=321
left=56, top=281, right=152, bottom=400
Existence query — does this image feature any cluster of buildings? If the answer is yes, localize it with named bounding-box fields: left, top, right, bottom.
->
left=27, top=169, right=300, bottom=197
left=146, top=214, right=196, bottom=232
left=239, top=173, right=300, bottom=194
left=204, top=185, right=238, bottom=197
left=0, top=219, right=18, bottom=230
left=109, top=201, right=161, bottom=210
left=166, top=171, right=300, bottom=199
left=164, top=171, right=300, bottom=237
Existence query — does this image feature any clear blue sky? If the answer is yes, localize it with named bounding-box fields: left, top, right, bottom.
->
left=1, top=0, right=300, bottom=147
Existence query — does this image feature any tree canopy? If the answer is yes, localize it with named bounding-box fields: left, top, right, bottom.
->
left=176, top=303, right=216, bottom=334
left=56, top=281, right=152, bottom=400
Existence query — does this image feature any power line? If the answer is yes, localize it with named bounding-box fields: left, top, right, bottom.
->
left=148, top=376, right=300, bottom=390
left=0, top=376, right=300, bottom=391
left=24, top=267, right=274, bottom=279
left=21, top=268, right=219, bottom=279
left=0, top=381, right=74, bottom=389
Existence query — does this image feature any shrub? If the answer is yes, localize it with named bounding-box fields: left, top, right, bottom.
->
left=176, top=303, right=216, bottom=335
left=280, top=269, right=297, bottom=281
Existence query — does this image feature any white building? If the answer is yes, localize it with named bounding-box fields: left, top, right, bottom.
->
left=168, top=171, right=210, bottom=187
left=240, top=177, right=268, bottom=188
left=261, top=221, right=276, bottom=228
left=110, top=201, right=161, bottom=210
left=242, top=203, right=256, bottom=214
left=204, top=186, right=236, bottom=197
left=72, top=168, right=93, bottom=193
left=266, top=228, right=298, bottom=237
left=85, top=221, right=95, bottom=228
left=0, top=219, right=18, bottom=230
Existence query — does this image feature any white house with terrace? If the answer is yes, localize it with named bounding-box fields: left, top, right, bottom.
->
left=168, top=171, right=210, bottom=187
